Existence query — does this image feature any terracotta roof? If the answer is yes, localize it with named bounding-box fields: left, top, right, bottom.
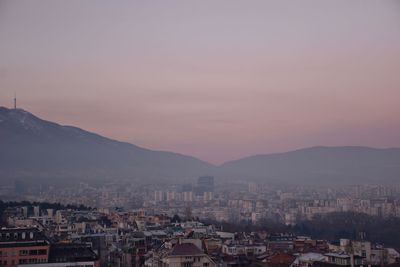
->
left=170, top=243, right=204, bottom=256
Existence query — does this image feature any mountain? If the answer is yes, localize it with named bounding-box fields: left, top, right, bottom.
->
left=220, top=146, right=400, bottom=184
left=0, top=107, right=214, bottom=185
left=1, top=107, right=400, bottom=186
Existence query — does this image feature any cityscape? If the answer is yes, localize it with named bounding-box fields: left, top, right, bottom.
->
left=1, top=172, right=400, bottom=266
left=1, top=1, right=400, bottom=267
left=3, top=177, right=400, bottom=225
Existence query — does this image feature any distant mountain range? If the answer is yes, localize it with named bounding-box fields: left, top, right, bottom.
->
left=1, top=106, right=399, bottom=186
left=220, top=146, right=400, bottom=184
left=0, top=107, right=212, bottom=185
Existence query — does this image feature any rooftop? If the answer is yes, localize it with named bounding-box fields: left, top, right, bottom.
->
left=170, top=243, right=204, bottom=256
left=49, top=243, right=98, bottom=263
left=0, top=228, right=49, bottom=248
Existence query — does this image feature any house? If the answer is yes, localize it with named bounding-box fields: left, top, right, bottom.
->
left=159, top=243, right=216, bottom=267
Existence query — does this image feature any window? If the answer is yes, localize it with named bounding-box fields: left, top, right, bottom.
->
left=203, top=263, right=209, bottom=267
left=38, top=249, right=47, bottom=255
left=19, top=250, right=28, bottom=256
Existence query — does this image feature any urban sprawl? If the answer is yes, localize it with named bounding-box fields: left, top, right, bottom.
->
left=1, top=177, right=400, bottom=267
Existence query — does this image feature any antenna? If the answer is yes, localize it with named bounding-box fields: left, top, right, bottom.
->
left=14, top=93, right=17, bottom=109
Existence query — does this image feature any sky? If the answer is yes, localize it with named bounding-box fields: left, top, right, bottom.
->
left=0, top=0, right=400, bottom=164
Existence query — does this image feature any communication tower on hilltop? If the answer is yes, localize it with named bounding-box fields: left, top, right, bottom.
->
left=13, top=93, right=17, bottom=109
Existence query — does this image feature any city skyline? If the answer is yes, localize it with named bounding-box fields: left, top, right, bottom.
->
left=1, top=2, right=400, bottom=265
left=1, top=1, right=400, bottom=164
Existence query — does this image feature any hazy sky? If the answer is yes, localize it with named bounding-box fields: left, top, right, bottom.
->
left=1, top=1, right=400, bottom=164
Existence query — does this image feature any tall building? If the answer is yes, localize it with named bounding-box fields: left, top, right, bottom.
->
left=33, top=206, right=40, bottom=217
left=196, top=176, right=214, bottom=196
left=203, top=191, right=213, bottom=202
left=166, top=191, right=176, bottom=202
left=46, top=209, right=53, bottom=218
left=183, top=191, right=193, bottom=202
left=21, top=207, right=28, bottom=218
left=0, top=228, right=50, bottom=267
left=181, top=184, right=193, bottom=202
left=248, top=182, right=258, bottom=194
left=55, top=211, right=63, bottom=224
left=154, top=190, right=164, bottom=203
left=0, top=228, right=99, bottom=267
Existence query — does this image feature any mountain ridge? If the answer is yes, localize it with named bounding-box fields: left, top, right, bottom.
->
left=220, top=145, right=400, bottom=184
left=221, top=146, right=400, bottom=166
left=0, top=107, right=214, bottom=185
left=0, top=106, right=212, bottom=162
left=1, top=106, right=400, bottom=185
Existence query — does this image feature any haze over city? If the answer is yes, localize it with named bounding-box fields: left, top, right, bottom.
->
left=2, top=2, right=400, bottom=267
left=1, top=0, right=400, bottom=164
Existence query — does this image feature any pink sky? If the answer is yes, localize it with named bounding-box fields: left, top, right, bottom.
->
left=1, top=1, right=400, bottom=164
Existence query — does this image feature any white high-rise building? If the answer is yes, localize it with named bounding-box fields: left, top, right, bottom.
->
left=203, top=191, right=213, bottom=202
left=22, top=206, right=28, bottom=218
left=55, top=210, right=63, bottom=224
left=183, top=191, right=193, bottom=202
left=47, top=209, right=54, bottom=218
left=33, top=206, right=40, bottom=217
left=154, top=190, right=164, bottom=202
left=166, top=191, right=176, bottom=202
